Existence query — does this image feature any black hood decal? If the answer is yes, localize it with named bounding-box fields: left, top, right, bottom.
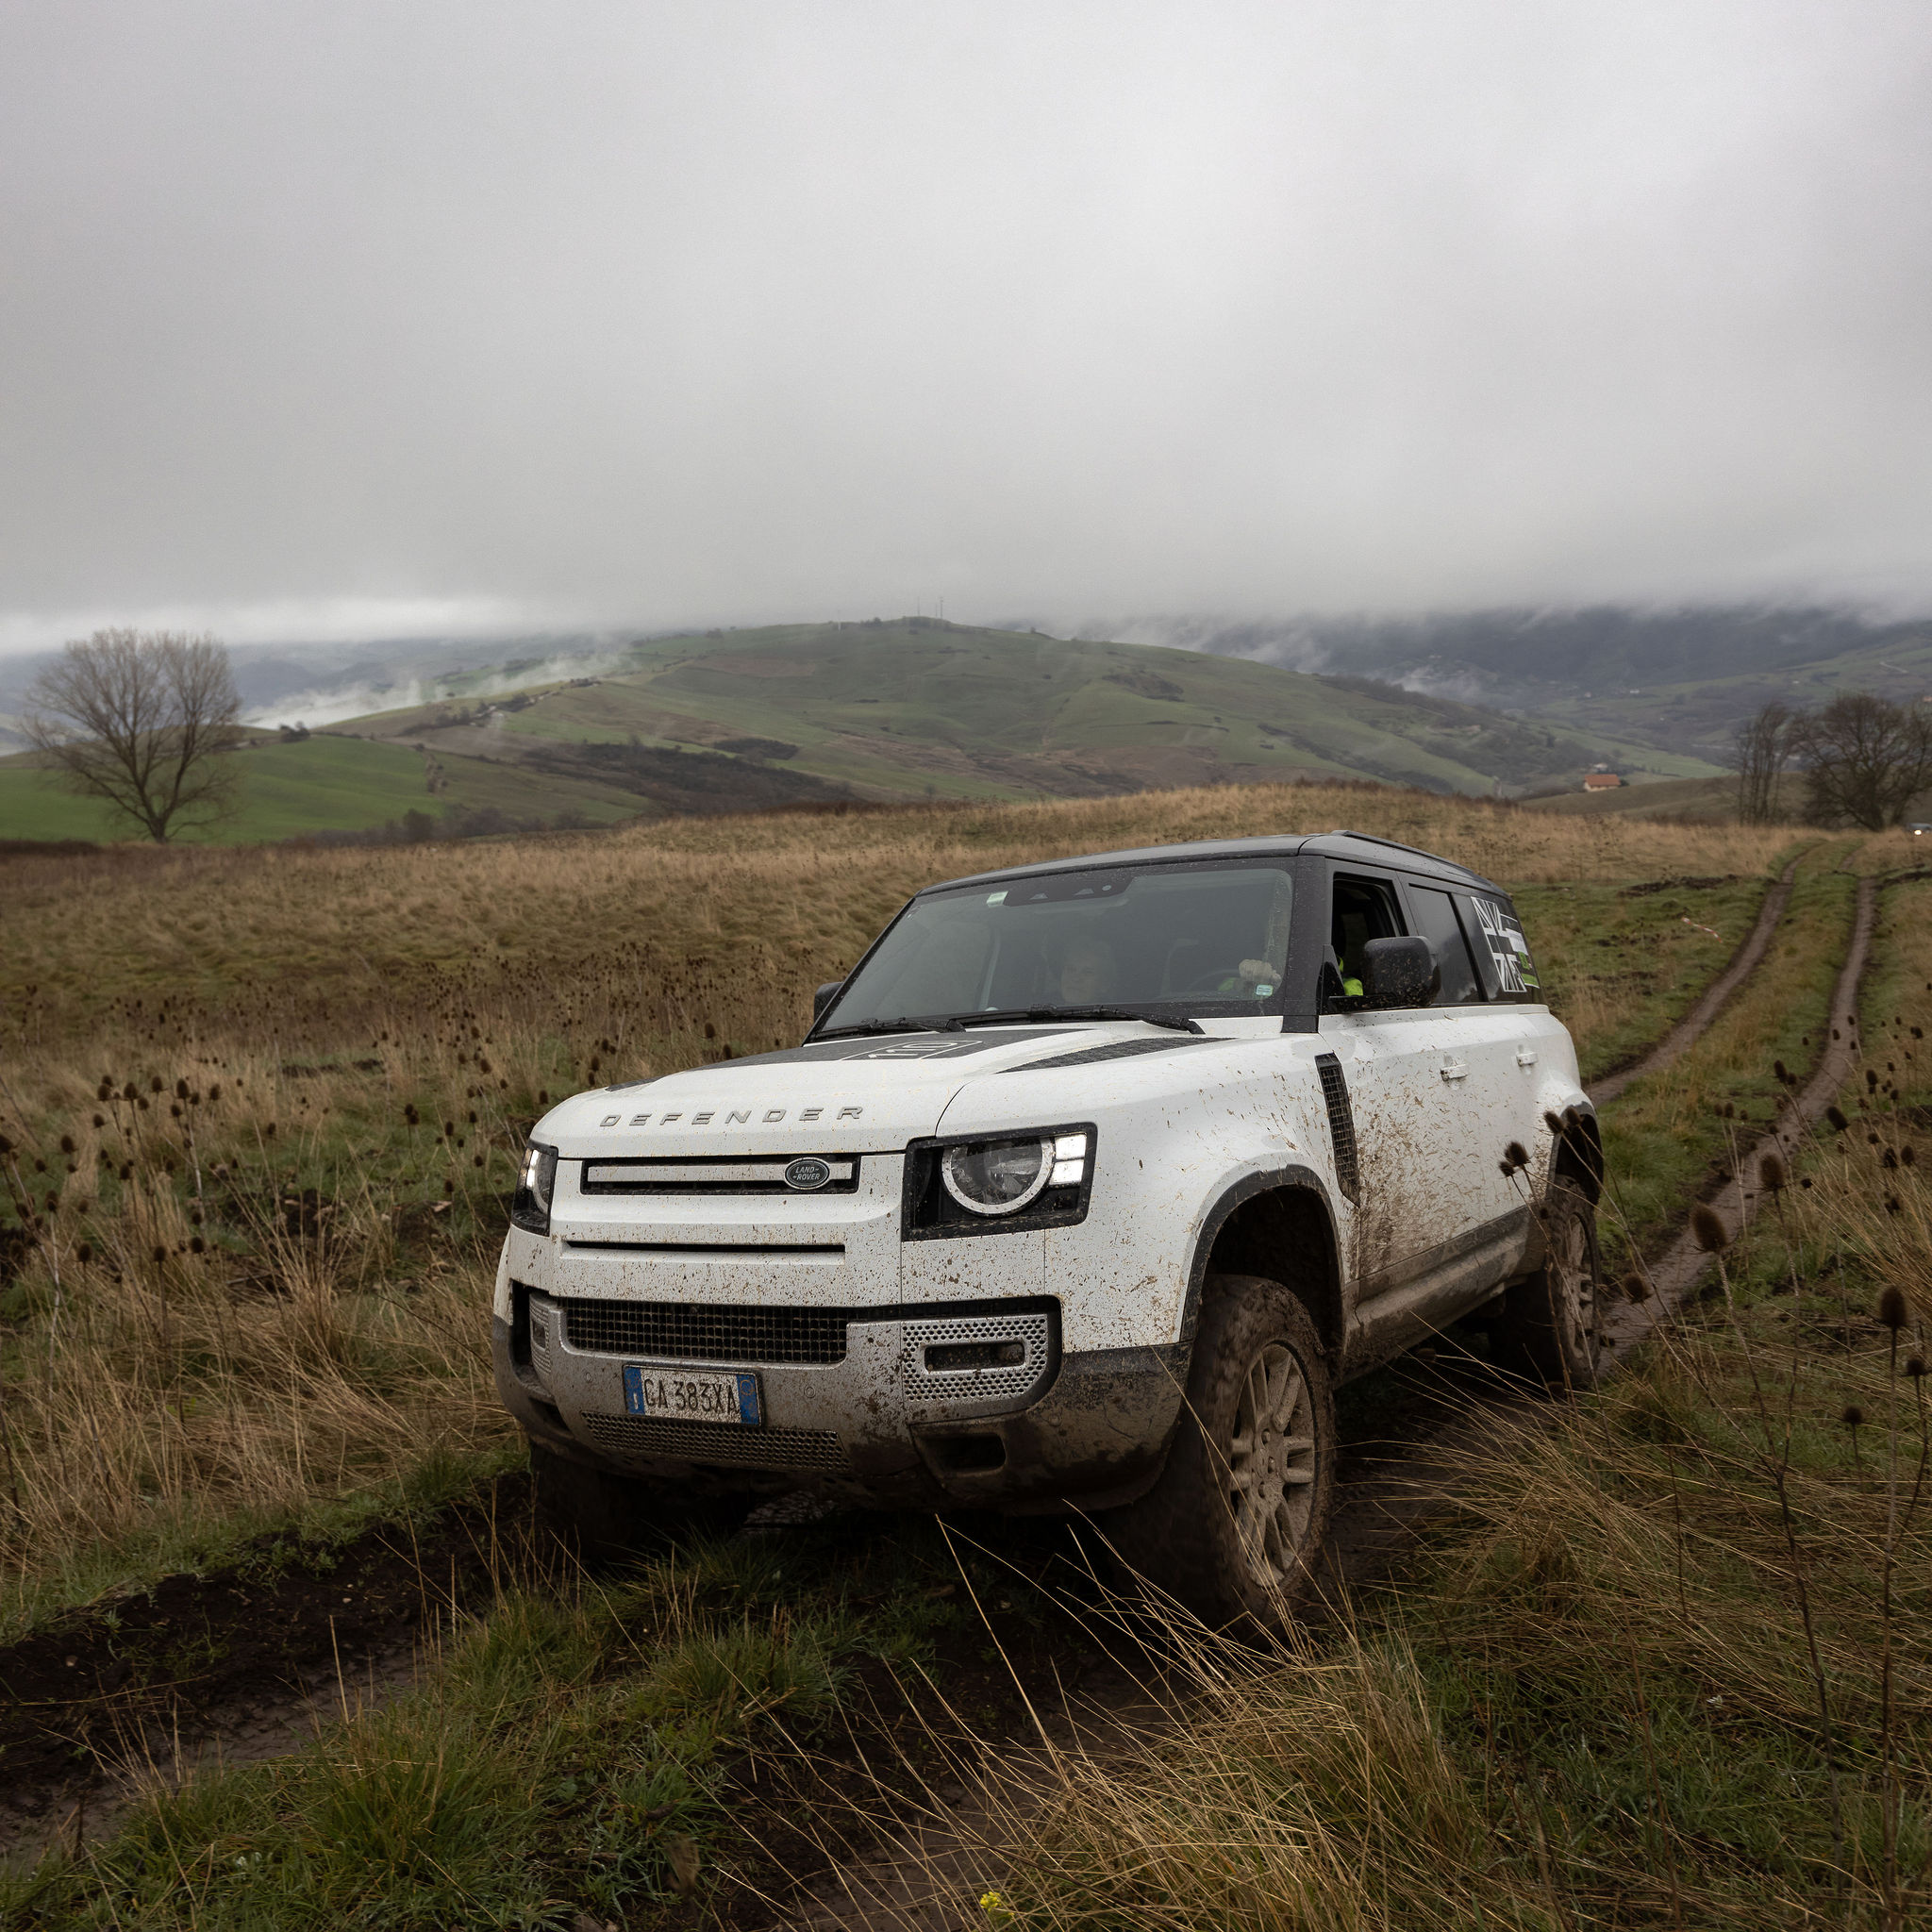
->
left=603, top=1028, right=1069, bottom=1090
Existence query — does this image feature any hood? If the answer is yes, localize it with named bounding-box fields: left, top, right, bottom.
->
left=536, top=1024, right=1176, bottom=1155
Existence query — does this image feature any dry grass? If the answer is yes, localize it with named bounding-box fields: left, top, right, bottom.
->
left=1, top=781, right=1797, bottom=1053
left=0, top=783, right=1804, bottom=1626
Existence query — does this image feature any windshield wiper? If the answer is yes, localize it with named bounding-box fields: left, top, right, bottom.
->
left=810, top=1018, right=953, bottom=1041
left=958, top=1007, right=1206, bottom=1036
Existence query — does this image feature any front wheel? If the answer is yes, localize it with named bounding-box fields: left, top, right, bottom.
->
left=1495, top=1180, right=1604, bottom=1391
left=1101, top=1274, right=1336, bottom=1633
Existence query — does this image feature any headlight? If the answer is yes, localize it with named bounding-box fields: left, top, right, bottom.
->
left=511, top=1141, right=558, bottom=1235
left=942, top=1137, right=1054, bottom=1215
left=915, top=1127, right=1092, bottom=1231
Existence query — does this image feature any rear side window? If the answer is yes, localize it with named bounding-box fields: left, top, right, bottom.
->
left=1407, top=886, right=1483, bottom=1006
left=1463, top=891, right=1542, bottom=1002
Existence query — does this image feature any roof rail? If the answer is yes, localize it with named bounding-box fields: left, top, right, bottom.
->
left=1324, top=827, right=1483, bottom=876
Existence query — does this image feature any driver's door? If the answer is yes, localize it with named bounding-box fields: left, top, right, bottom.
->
left=1316, top=870, right=1495, bottom=1301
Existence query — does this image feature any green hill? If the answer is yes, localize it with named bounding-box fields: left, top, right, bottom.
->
left=341, top=619, right=1703, bottom=802
left=0, top=618, right=1719, bottom=844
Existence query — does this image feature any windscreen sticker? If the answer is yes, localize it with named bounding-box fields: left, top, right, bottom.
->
left=1470, top=895, right=1540, bottom=993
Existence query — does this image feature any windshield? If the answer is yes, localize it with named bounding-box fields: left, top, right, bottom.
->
left=821, top=862, right=1295, bottom=1032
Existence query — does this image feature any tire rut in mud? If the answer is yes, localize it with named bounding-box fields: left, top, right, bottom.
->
left=0, top=1474, right=530, bottom=1856
left=1589, top=856, right=1799, bottom=1108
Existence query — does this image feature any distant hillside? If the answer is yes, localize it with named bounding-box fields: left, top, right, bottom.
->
left=333, top=618, right=1705, bottom=809
left=0, top=616, right=1720, bottom=843
left=1166, top=605, right=1932, bottom=763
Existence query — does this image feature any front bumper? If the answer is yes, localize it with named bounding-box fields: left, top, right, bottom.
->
left=493, top=1287, right=1183, bottom=1511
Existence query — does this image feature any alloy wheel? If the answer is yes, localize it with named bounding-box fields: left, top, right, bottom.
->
left=1226, top=1341, right=1320, bottom=1588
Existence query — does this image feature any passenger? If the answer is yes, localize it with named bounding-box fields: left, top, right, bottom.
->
left=1058, top=937, right=1118, bottom=1005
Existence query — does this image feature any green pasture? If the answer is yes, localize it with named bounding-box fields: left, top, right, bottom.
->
left=0, top=734, right=644, bottom=845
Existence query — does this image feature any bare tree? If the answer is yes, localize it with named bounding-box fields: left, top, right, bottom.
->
left=1790, top=691, right=1932, bottom=831
left=1733, top=700, right=1791, bottom=824
left=22, top=629, right=242, bottom=842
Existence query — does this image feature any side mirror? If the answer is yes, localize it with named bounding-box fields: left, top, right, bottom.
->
left=812, top=980, right=844, bottom=1022
left=1358, top=936, right=1437, bottom=1009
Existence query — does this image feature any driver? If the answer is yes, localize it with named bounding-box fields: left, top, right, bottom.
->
left=1208, top=958, right=1278, bottom=996
left=1058, top=937, right=1118, bottom=1004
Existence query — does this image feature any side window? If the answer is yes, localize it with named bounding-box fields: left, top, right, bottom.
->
left=1462, top=891, right=1542, bottom=1003
left=1407, top=886, right=1484, bottom=1006
left=1329, top=873, right=1405, bottom=997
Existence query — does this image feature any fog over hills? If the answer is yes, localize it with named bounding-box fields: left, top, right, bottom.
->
left=1113, top=604, right=1932, bottom=763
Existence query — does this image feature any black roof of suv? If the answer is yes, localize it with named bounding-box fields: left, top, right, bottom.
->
left=924, top=829, right=1500, bottom=898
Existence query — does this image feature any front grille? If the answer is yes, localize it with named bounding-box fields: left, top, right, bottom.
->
left=579, top=1156, right=859, bottom=1196
left=558, top=1297, right=850, bottom=1365
left=1315, top=1051, right=1360, bottom=1203
left=582, top=1411, right=850, bottom=1472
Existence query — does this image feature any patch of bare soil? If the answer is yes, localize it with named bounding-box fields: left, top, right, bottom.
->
left=0, top=1474, right=531, bottom=1857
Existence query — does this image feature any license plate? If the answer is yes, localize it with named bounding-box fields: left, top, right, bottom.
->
left=622, top=1363, right=763, bottom=1426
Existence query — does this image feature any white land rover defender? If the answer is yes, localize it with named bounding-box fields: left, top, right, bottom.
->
left=493, top=831, right=1604, bottom=1624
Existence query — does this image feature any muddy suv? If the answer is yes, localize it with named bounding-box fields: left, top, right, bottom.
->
left=493, top=830, right=1603, bottom=1624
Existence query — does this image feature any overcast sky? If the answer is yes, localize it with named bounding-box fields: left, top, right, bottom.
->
left=3, top=0, right=1930, bottom=656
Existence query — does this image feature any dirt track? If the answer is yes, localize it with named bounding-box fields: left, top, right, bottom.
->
left=1590, top=856, right=1801, bottom=1107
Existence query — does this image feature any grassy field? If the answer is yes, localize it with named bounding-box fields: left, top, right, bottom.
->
left=0, top=733, right=646, bottom=845
left=7, top=778, right=1921, bottom=1927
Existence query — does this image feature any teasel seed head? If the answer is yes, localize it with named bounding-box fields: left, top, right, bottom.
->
left=1622, top=1272, right=1652, bottom=1303
left=1691, top=1204, right=1729, bottom=1254
left=1826, top=1106, right=1849, bottom=1133
left=1910, top=1356, right=1927, bottom=1380
left=1543, top=1109, right=1565, bottom=1140
left=1758, top=1151, right=1788, bottom=1194
left=1878, top=1285, right=1909, bottom=1330
left=1842, top=1404, right=1866, bottom=1428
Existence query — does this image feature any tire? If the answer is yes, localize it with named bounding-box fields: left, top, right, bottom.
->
left=529, top=1443, right=750, bottom=1561
left=1495, top=1180, right=1604, bottom=1391
left=1100, top=1274, right=1336, bottom=1633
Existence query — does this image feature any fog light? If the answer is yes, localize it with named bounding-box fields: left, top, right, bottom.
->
left=925, top=1339, right=1025, bottom=1373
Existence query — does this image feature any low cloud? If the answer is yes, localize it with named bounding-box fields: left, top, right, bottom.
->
left=3, top=3, right=1930, bottom=650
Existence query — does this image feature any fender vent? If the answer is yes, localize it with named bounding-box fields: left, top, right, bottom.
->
left=1315, top=1052, right=1359, bottom=1204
